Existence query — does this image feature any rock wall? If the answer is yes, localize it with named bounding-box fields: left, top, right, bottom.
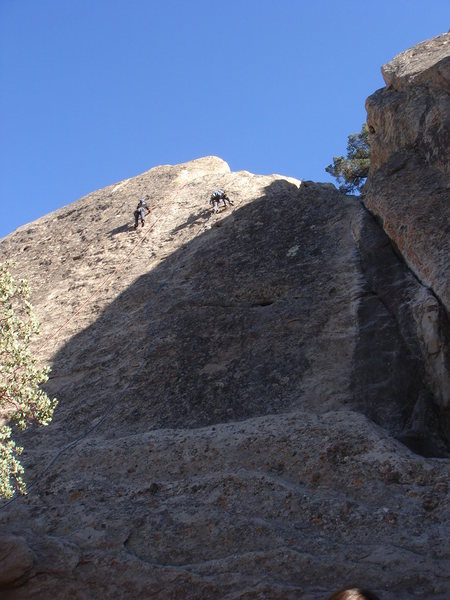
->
left=368, top=33, right=450, bottom=176
left=0, top=35, right=449, bottom=600
left=364, top=32, right=450, bottom=410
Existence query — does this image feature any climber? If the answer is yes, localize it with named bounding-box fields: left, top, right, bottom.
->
left=134, top=198, right=150, bottom=229
left=210, top=189, right=233, bottom=213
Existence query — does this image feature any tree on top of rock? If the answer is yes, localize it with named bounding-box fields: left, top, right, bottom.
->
left=0, top=262, right=57, bottom=499
left=326, top=123, right=370, bottom=194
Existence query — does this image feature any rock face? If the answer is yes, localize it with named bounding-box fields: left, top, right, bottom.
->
left=0, top=38, right=449, bottom=599
left=364, top=33, right=450, bottom=412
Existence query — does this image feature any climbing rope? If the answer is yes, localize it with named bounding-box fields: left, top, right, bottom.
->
left=0, top=208, right=214, bottom=512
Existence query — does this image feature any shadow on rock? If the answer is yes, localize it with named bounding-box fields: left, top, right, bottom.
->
left=16, top=178, right=449, bottom=468
left=170, top=208, right=211, bottom=235
left=351, top=208, right=450, bottom=457
left=107, top=223, right=134, bottom=237
left=24, top=179, right=314, bottom=454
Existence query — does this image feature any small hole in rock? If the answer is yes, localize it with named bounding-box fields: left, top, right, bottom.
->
left=252, top=299, right=274, bottom=307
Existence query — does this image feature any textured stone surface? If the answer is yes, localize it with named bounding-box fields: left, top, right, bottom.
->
left=0, top=150, right=448, bottom=598
left=365, top=32, right=450, bottom=317
left=2, top=412, right=450, bottom=599
left=364, top=33, right=450, bottom=419
left=0, top=535, right=34, bottom=588
left=381, top=32, right=450, bottom=92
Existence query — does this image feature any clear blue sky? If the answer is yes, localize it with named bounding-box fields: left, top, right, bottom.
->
left=0, top=0, right=448, bottom=238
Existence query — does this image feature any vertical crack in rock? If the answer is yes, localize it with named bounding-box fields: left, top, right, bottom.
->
left=351, top=206, right=449, bottom=456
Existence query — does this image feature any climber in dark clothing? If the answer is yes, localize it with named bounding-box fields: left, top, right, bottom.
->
left=134, top=198, right=150, bottom=229
left=210, top=189, right=233, bottom=213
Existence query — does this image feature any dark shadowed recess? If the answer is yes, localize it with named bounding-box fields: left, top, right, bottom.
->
left=352, top=209, right=450, bottom=457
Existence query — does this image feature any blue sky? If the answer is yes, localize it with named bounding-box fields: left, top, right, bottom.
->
left=0, top=0, right=448, bottom=238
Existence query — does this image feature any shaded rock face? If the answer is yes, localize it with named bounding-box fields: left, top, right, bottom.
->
left=1, top=151, right=449, bottom=598
left=364, top=35, right=450, bottom=414
left=1, top=158, right=446, bottom=453
left=351, top=209, right=449, bottom=455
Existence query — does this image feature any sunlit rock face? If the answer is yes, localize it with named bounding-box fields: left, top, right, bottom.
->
left=0, top=37, right=449, bottom=599
left=365, top=32, right=449, bottom=307
left=364, top=31, right=450, bottom=417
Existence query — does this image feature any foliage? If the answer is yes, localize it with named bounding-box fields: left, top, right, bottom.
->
left=326, top=123, right=370, bottom=194
left=0, top=262, right=57, bottom=499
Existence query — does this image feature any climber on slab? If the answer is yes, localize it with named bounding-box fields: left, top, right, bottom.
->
left=134, top=198, right=150, bottom=229
left=210, top=189, right=233, bottom=213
